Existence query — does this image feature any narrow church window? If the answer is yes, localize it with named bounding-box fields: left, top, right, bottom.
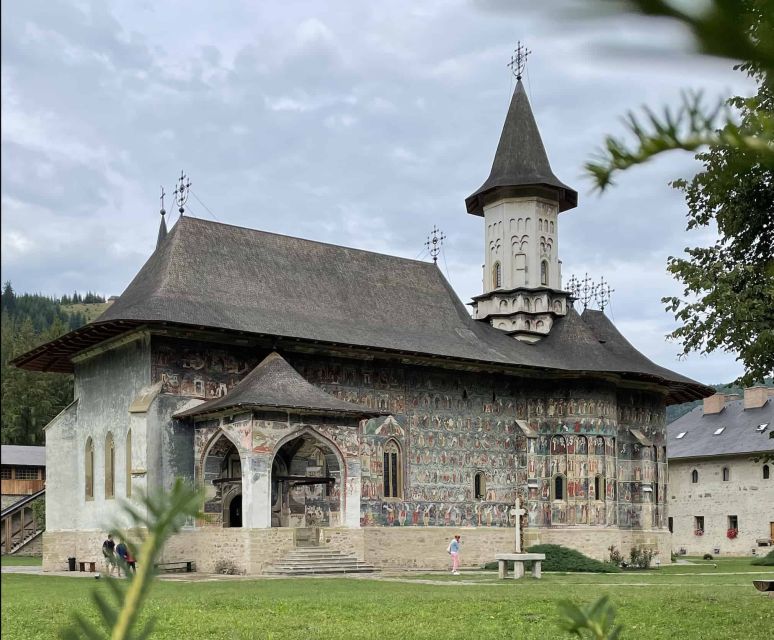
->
left=474, top=472, right=486, bottom=500
left=691, top=469, right=699, bottom=484
left=722, top=467, right=730, bottom=482
left=668, top=517, right=673, bottom=533
left=594, top=475, right=603, bottom=500
left=105, top=432, right=115, bottom=499
left=85, top=437, right=94, bottom=500
left=493, top=262, right=502, bottom=289
left=541, top=260, right=548, bottom=286
left=126, top=430, right=132, bottom=498
left=764, top=465, right=770, bottom=479
left=553, top=474, right=566, bottom=501
left=383, top=440, right=401, bottom=499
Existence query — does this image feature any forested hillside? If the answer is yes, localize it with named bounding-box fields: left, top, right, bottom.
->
left=1, top=282, right=106, bottom=445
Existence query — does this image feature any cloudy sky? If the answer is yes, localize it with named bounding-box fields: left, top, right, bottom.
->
left=1, top=1, right=755, bottom=385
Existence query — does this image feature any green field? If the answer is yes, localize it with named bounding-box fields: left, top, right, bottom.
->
left=2, top=560, right=772, bottom=639
left=0, top=556, right=43, bottom=567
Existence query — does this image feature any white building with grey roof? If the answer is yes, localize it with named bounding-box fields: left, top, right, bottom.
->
left=13, top=64, right=717, bottom=574
left=667, top=387, right=774, bottom=557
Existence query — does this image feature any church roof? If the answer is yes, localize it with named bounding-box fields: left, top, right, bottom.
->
left=174, top=352, right=383, bottom=418
left=667, top=399, right=774, bottom=459
left=465, top=80, right=577, bottom=215
left=12, top=216, right=711, bottom=403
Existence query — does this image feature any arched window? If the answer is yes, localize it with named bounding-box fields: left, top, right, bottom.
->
left=493, top=262, right=502, bottom=289
left=105, top=432, right=115, bottom=499
left=383, top=440, right=402, bottom=499
left=541, top=260, right=548, bottom=286
left=553, top=474, right=566, bottom=501
left=126, top=430, right=132, bottom=498
left=474, top=472, right=486, bottom=500
left=691, top=469, right=699, bottom=484
left=764, top=465, right=770, bottom=480
left=594, top=474, right=604, bottom=500
left=85, top=437, right=94, bottom=500
left=722, top=467, right=730, bottom=482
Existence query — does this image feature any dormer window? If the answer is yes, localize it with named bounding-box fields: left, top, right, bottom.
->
left=676, top=432, right=686, bottom=439
left=713, top=427, right=725, bottom=435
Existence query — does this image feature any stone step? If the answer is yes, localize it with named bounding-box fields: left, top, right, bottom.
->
left=264, top=566, right=376, bottom=575
left=265, top=545, right=378, bottom=575
left=272, top=561, right=366, bottom=569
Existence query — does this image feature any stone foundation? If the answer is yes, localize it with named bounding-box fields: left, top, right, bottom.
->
left=43, top=525, right=670, bottom=574
left=523, top=527, right=671, bottom=563
left=362, top=527, right=516, bottom=569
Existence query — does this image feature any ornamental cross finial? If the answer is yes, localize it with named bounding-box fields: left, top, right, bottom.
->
left=567, top=273, right=615, bottom=312
left=160, top=186, right=166, bottom=217
left=425, top=225, right=446, bottom=264
left=508, top=41, right=532, bottom=80
left=173, top=171, right=192, bottom=215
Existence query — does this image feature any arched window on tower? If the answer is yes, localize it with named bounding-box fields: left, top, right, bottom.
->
left=85, top=437, right=94, bottom=500
left=105, top=432, right=115, bottom=499
left=764, top=465, right=770, bottom=480
left=474, top=472, right=486, bottom=500
left=691, top=469, right=699, bottom=484
left=493, top=262, right=502, bottom=289
left=722, top=467, right=730, bottom=482
left=541, top=260, right=548, bottom=286
left=383, top=440, right=402, bottom=499
left=553, top=474, right=566, bottom=501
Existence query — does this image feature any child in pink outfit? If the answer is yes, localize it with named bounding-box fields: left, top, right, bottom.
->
left=447, top=535, right=461, bottom=575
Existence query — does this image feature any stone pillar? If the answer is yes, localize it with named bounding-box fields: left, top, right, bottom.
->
left=243, top=454, right=272, bottom=528
left=343, top=458, right=362, bottom=528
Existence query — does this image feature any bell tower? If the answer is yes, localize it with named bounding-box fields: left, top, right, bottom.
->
left=466, top=45, right=578, bottom=343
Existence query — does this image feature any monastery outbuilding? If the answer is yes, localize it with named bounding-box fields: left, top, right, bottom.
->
left=13, top=70, right=713, bottom=574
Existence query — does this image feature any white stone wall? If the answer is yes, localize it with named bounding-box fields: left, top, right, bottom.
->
left=46, top=336, right=151, bottom=534
left=668, top=456, right=774, bottom=556
left=483, top=197, right=560, bottom=292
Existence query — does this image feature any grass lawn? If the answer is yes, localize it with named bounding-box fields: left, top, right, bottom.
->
left=0, top=556, right=42, bottom=567
left=2, top=560, right=772, bottom=639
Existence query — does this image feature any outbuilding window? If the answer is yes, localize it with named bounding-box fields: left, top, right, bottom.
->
left=691, top=469, right=699, bottom=484
left=722, top=467, right=730, bottom=482
left=764, top=465, right=770, bottom=480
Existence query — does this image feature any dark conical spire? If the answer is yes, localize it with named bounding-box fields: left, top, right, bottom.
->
left=465, top=79, right=577, bottom=216
left=157, top=209, right=167, bottom=249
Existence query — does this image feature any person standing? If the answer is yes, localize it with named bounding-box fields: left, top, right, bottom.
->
left=115, top=540, right=128, bottom=578
left=101, top=534, right=116, bottom=576
left=447, top=534, right=461, bottom=575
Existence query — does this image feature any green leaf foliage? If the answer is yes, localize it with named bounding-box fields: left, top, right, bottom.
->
left=526, top=544, right=621, bottom=573
left=557, top=595, right=623, bottom=640
left=751, top=549, right=774, bottom=566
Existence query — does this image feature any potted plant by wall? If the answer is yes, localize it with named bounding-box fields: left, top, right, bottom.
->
left=694, top=529, right=704, bottom=536
left=727, top=528, right=738, bottom=539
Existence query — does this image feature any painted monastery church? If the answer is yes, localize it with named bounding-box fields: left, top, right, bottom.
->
left=14, top=76, right=712, bottom=574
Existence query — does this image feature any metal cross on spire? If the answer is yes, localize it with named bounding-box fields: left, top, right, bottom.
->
left=159, top=186, right=166, bottom=217
left=425, top=225, right=446, bottom=263
left=508, top=41, right=532, bottom=80
left=173, top=171, right=192, bottom=215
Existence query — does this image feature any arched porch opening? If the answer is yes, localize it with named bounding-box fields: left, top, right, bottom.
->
left=201, top=432, right=243, bottom=528
left=270, top=430, right=343, bottom=528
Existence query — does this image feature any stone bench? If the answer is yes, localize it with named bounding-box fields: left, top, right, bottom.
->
left=494, top=553, right=546, bottom=580
left=155, top=561, right=194, bottom=573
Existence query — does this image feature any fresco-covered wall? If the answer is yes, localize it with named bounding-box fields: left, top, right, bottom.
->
left=152, top=336, right=667, bottom=532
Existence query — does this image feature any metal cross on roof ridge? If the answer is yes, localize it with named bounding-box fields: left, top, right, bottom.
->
left=508, top=41, right=532, bottom=80
left=174, top=171, right=192, bottom=215
left=425, top=225, right=446, bottom=263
